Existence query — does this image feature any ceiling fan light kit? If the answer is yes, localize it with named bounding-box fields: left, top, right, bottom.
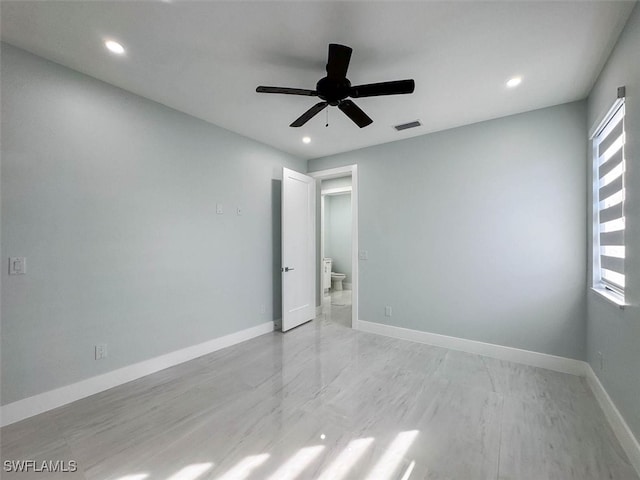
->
left=256, top=43, right=415, bottom=128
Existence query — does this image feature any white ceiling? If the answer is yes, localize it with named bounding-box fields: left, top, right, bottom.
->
left=1, top=1, right=635, bottom=160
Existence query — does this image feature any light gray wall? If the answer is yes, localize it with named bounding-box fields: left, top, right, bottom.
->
left=324, top=194, right=352, bottom=283
left=309, top=101, right=587, bottom=360
left=586, top=3, right=640, bottom=441
left=0, top=44, right=304, bottom=405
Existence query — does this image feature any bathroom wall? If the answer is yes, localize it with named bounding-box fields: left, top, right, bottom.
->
left=586, top=3, right=640, bottom=441
left=309, top=101, right=587, bottom=360
left=1, top=44, right=305, bottom=405
left=324, top=194, right=352, bottom=285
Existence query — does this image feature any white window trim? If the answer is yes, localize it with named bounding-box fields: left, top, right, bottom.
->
left=591, top=287, right=626, bottom=309
left=590, top=96, right=627, bottom=308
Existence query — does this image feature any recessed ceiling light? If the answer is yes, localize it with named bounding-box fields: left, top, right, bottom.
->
left=302, top=136, right=311, bottom=144
left=506, top=76, right=522, bottom=88
left=104, top=40, right=125, bottom=55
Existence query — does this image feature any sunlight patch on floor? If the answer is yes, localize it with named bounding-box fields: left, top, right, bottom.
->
left=166, top=462, right=213, bottom=480
left=113, top=431, right=421, bottom=480
left=265, top=445, right=325, bottom=480
left=365, top=430, right=419, bottom=480
left=400, top=460, right=416, bottom=480
left=214, top=454, right=270, bottom=480
left=316, top=437, right=374, bottom=480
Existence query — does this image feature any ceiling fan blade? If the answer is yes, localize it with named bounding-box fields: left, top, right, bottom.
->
left=338, top=100, right=373, bottom=128
left=290, top=102, right=329, bottom=127
left=350, top=79, right=415, bottom=98
left=326, top=43, right=353, bottom=79
left=256, top=86, right=317, bottom=96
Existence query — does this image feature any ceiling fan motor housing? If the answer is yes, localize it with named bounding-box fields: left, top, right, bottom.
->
left=316, top=77, right=352, bottom=105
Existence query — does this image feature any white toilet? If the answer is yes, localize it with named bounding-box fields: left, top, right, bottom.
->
left=331, top=272, right=346, bottom=291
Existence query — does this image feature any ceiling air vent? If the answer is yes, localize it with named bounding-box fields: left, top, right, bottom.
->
left=394, top=120, right=421, bottom=131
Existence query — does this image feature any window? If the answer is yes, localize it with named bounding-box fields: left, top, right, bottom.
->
left=592, top=95, right=626, bottom=303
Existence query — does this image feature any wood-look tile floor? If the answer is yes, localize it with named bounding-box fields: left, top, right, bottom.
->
left=2, top=299, right=637, bottom=480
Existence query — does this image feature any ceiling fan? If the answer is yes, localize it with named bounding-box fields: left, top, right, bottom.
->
left=256, top=44, right=415, bottom=128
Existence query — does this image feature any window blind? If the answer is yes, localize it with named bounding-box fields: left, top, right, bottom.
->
left=594, top=101, right=626, bottom=296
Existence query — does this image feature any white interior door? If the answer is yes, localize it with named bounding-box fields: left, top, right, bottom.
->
left=282, top=167, right=316, bottom=332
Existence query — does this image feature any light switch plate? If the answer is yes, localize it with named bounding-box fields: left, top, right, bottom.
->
left=95, top=344, right=108, bottom=360
left=216, top=203, right=223, bottom=214
left=9, top=257, right=26, bottom=275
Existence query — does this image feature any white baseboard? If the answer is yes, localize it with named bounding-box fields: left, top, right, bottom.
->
left=0, top=321, right=274, bottom=427
left=356, top=320, right=585, bottom=376
left=585, top=365, right=640, bottom=475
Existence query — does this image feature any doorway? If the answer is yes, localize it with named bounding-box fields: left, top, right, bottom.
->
left=309, top=165, right=358, bottom=329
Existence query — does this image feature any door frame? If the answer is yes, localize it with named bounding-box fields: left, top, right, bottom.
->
left=309, top=165, right=359, bottom=329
